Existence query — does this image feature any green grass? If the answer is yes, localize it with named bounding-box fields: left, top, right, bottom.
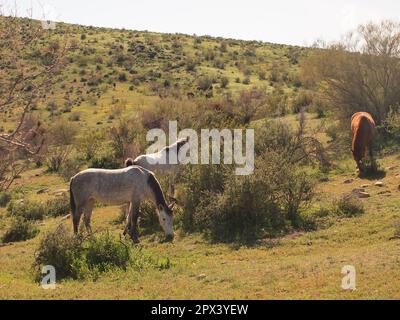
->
left=0, top=152, right=399, bottom=299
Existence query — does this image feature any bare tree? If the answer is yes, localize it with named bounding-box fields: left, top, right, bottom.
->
left=301, top=20, right=400, bottom=125
left=0, top=9, right=67, bottom=191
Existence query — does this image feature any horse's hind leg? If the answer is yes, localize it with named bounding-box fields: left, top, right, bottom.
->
left=72, top=206, right=83, bottom=235
left=128, top=201, right=140, bottom=243
left=83, top=199, right=95, bottom=234
left=123, top=203, right=132, bottom=236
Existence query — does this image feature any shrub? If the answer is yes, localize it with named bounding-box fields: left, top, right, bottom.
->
left=258, top=70, right=267, bottom=80
left=335, top=195, right=364, bottom=217
left=383, top=107, right=400, bottom=145
left=118, top=72, right=127, bottom=82
left=1, top=217, right=39, bottom=243
left=7, top=200, right=45, bottom=221
left=0, top=192, right=11, bottom=207
left=185, top=58, right=197, bottom=72
left=60, top=157, right=82, bottom=181
left=85, top=232, right=131, bottom=273
left=68, top=112, right=81, bottom=122
left=33, top=225, right=85, bottom=280
left=180, top=165, right=229, bottom=232
left=44, top=196, right=70, bottom=218
left=76, top=130, right=105, bottom=161
left=197, top=76, right=214, bottom=91
left=89, top=153, right=121, bottom=169
left=46, top=146, right=73, bottom=173
left=220, top=77, right=229, bottom=88
left=33, top=225, right=151, bottom=280
left=195, top=176, right=285, bottom=244
left=182, top=151, right=315, bottom=243
left=292, top=91, right=313, bottom=113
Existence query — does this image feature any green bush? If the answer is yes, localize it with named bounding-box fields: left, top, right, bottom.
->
left=180, top=165, right=229, bottom=232
left=33, top=225, right=154, bottom=280
left=60, top=158, right=82, bottom=182
left=193, top=154, right=315, bottom=243
left=384, top=107, right=400, bottom=141
left=85, top=232, right=131, bottom=272
left=335, top=195, right=365, bottom=217
left=7, top=200, right=45, bottom=221
left=197, top=75, right=214, bottom=91
left=44, top=196, right=70, bottom=218
left=220, top=77, right=229, bottom=88
left=195, top=176, right=285, bottom=244
left=0, top=192, right=11, bottom=207
left=1, top=217, right=39, bottom=243
left=89, top=153, right=121, bottom=169
left=292, top=91, right=313, bottom=113
left=33, top=225, right=85, bottom=280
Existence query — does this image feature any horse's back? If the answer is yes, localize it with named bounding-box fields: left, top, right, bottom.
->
left=70, top=166, right=150, bottom=205
left=133, top=154, right=177, bottom=175
left=351, top=112, right=376, bottom=132
left=71, top=166, right=149, bottom=189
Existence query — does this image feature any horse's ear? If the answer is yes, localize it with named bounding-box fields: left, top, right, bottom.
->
left=125, top=158, right=134, bottom=167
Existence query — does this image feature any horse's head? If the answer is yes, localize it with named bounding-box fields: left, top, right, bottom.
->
left=157, top=201, right=175, bottom=241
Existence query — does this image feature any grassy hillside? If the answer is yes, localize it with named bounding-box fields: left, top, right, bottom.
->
left=1, top=19, right=306, bottom=132
left=1, top=18, right=400, bottom=300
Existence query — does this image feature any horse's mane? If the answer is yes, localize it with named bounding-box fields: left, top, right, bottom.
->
left=164, top=138, right=189, bottom=154
left=147, top=172, right=170, bottom=214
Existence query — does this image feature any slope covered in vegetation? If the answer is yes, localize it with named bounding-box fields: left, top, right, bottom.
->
left=1, top=17, right=400, bottom=299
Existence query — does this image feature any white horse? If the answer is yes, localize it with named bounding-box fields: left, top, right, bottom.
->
left=69, top=166, right=175, bottom=242
left=125, top=137, right=189, bottom=201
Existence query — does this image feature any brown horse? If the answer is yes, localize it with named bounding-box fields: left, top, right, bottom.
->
left=351, top=112, right=376, bottom=171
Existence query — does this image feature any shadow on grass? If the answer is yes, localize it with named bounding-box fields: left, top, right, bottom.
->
left=358, top=158, right=386, bottom=180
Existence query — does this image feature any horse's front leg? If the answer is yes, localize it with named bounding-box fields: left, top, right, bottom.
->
left=168, top=175, right=177, bottom=203
left=356, top=160, right=362, bottom=173
left=168, top=183, right=175, bottom=202
left=368, top=144, right=374, bottom=162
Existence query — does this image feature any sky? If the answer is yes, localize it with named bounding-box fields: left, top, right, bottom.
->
left=3, top=0, right=400, bottom=46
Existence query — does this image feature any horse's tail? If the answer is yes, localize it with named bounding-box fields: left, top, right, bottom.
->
left=69, top=180, right=76, bottom=216
left=352, top=115, right=373, bottom=161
